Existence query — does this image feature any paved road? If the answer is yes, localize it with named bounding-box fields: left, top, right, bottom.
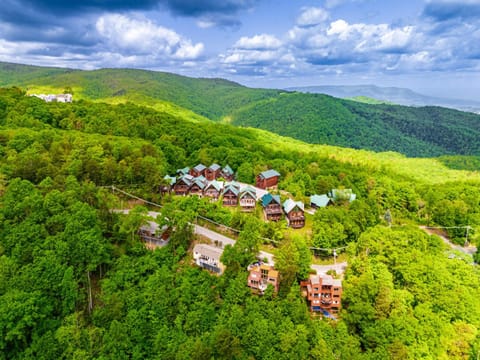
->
left=194, top=224, right=236, bottom=247
left=115, top=208, right=345, bottom=272
left=420, top=226, right=477, bottom=255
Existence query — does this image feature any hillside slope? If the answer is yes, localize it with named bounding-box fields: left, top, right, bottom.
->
left=1, top=62, right=480, bottom=158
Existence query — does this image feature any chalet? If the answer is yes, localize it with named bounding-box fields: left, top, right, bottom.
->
left=189, top=176, right=208, bottom=196
left=283, top=199, right=305, bottom=228
left=173, top=174, right=193, bottom=195
left=239, top=186, right=257, bottom=212
left=301, top=274, right=342, bottom=315
left=261, top=193, right=283, bottom=221
left=310, top=194, right=332, bottom=209
left=222, top=182, right=240, bottom=206
left=203, top=180, right=223, bottom=200
left=328, top=189, right=356, bottom=204
left=221, top=165, right=235, bottom=181
left=256, top=169, right=280, bottom=189
left=176, top=167, right=190, bottom=177
left=193, top=244, right=225, bottom=274
left=205, top=163, right=222, bottom=181
left=160, top=175, right=176, bottom=194
left=247, top=263, right=279, bottom=294
left=190, top=164, right=207, bottom=177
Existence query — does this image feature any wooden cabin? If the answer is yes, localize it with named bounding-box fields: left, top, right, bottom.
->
left=203, top=180, right=223, bottom=200
left=222, top=183, right=240, bottom=206
left=247, top=263, right=279, bottom=294
left=239, top=187, right=257, bottom=212
left=221, top=165, right=235, bottom=181
left=310, top=194, right=332, bottom=209
left=205, top=163, right=222, bottom=181
left=189, top=176, right=207, bottom=196
left=283, top=199, right=305, bottom=228
left=261, top=193, right=283, bottom=221
left=190, top=164, right=207, bottom=178
left=300, top=274, right=342, bottom=315
left=173, top=174, right=193, bottom=195
left=256, top=169, right=280, bottom=189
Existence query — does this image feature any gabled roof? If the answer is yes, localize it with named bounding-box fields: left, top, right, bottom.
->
left=310, top=194, right=331, bottom=208
left=223, top=182, right=240, bottom=196
left=177, top=174, right=193, bottom=186
left=205, top=180, right=223, bottom=192
left=163, top=175, right=176, bottom=185
left=193, top=163, right=207, bottom=172
left=283, top=198, right=305, bottom=213
left=209, top=163, right=221, bottom=171
left=261, top=193, right=281, bottom=207
left=240, top=186, right=257, bottom=199
left=258, top=169, right=280, bottom=180
left=222, top=165, right=234, bottom=176
left=191, top=176, right=207, bottom=189
left=177, top=167, right=190, bottom=176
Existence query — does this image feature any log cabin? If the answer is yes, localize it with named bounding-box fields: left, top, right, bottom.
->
left=203, top=180, right=223, bottom=200
left=173, top=174, right=193, bottom=195
left=261, top=193, right=283, bottom=221
left=256, top=169, right=280, bottom=189
left=239, top=186, right=257, bottom=212
left=283, top=198, right=305, bottom=228
left=205, top=163, right=222, bottom=181
left=190, top=163, right=207, bottom=177
left=222, top=182, right=240, bottom=206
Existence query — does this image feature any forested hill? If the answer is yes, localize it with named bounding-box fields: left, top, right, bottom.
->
left=1, top=87, right=480, bottom=358
left=229, top=92, right=480, bottom=157
left=1, top=61, right=480, bottom=157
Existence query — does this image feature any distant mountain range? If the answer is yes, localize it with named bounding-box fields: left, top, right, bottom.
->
left=1, top=61, right=480, bottom=158
left=287, top=85, right=480, bottom=114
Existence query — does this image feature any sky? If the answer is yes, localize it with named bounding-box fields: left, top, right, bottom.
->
left=1, top=0, right=480, bottom=100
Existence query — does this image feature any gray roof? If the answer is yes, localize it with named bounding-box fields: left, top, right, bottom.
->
left=310, top=194, right=331, bottom=208
left=259, top=169, right=280, bottom=180
left=283, top=198, right=305, bottom=213
left=193, top=244, right=223, bottom=260
left=192, top=176, right=207, bottom=189
left=205, top=180, right=223, bottom=192
left=193, top=164, right=207, bottom=172
left=240, top=186, right=257, bottom=199
left=209, top=163, right=221, bottom=171
left=223, top=182, right=240, bottom=196
left=310, top=274, right=342, bottom=287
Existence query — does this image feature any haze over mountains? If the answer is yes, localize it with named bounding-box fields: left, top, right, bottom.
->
left=287, top=85, right=480, bottom=114
left=1, top=61, right=480, bottom=158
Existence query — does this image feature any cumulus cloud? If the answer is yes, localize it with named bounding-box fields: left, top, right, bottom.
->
left=234, top=34, right=282, bottom=50
left=96, top=14, right=204, bottom=60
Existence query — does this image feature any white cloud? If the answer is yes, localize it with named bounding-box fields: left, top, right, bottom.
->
left=96, top=14, right=204, bottom=60
left=234, top=34, right=282, bottom=50
left=297, top=7, right=329, bottom=27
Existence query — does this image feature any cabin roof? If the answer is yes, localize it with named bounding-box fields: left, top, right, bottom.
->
left=310, top=194, right=331, bottom=208
left=209, top=163, right=221, bottom=171
left=193, top=163, right=207, bottom=172
left=283, top=198, right=305, bottom=213
left=193, top=244, right=223, bottom=260
left=258, top=169, right=280, bottom=180
left=261, top=193, right=281, bottom=207
left=163, top=175, right=177, bottom=185
left=222, top=165, right=234, bottom=175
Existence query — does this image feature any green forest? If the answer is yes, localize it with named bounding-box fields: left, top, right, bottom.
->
left=1, top=85, right=480, bottom=359
left=2, top=61, right=480, bottom=159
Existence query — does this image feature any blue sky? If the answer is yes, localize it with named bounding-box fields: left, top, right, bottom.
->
left=1, top=0, right=480, bottom=100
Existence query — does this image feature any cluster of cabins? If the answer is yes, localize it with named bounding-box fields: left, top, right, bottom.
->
left=192, top=242, right=342, bottom=315
left=30, top=93, right=73, bottom=103
left=162, top=165, right=307, bottom=228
